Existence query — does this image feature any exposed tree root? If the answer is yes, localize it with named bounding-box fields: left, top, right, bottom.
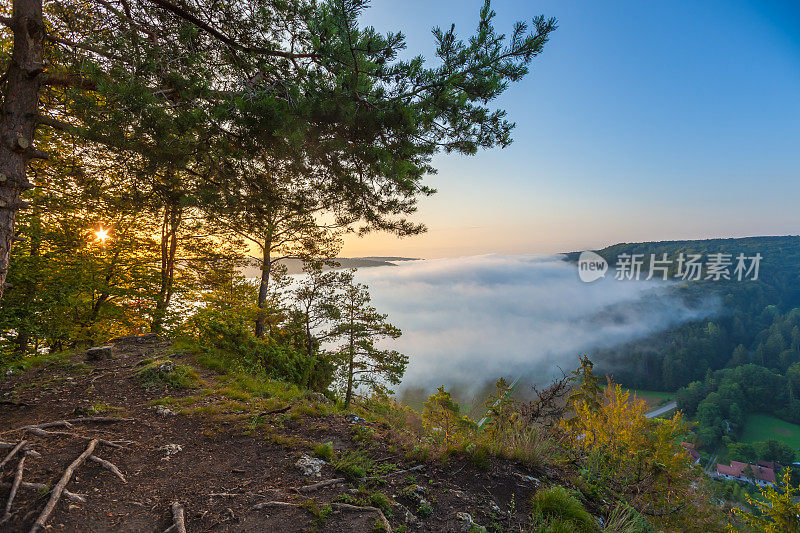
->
left=4, top=416, right=133, bottom=435
left=25, top=427, right=129, bottom=448
left=0, top=440, right=26, bottom=469
left=296, top=464, right=424, bottom=493
left=251, top=500, right=302, bottom=511
left=250, top=500, right=392, bottom=532
left=0, top=482, right=86, bottom=503
left=331, top=502, right=392, bottom=532
left=296, top=477, right=346, bottom=493
left=29, top=439, right=98, bottom=533
left=88, top=455, right=126, bottom=482
left=169, top=501, right=187, bottom=533
left=1, top=455, right=25, bottom=523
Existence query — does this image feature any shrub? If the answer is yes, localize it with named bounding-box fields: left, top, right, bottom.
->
left=530, top=486, right=598, bottom=533
left=180, top=308, right=332, bottom=390
left=334, top=450, right=373, bottom=480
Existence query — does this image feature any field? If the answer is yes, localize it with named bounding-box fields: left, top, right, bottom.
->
left=740, top=413, right=800, bottom=451
left=628, top=389, right=674, bottom=410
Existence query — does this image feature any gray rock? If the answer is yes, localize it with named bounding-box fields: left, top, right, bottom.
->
left=306, top=392, right=331, bottom=404
left=85, top=345, right=114, bottom=361
left=295, top=454, right=326, bottom=478
left=456, top=512, right=486, bottom=532
left=159, top=444, right=182, bottom=456
left=153, top=405, right=176, bottom=416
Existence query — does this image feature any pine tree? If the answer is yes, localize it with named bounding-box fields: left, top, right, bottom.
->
left=332, top=280, right=406, bottom=407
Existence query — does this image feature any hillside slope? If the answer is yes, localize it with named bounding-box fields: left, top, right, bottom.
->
left=0, top=335, right=555, bottom=532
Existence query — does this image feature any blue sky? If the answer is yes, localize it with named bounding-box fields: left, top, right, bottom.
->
left=341, top=0, right=800, bottom=257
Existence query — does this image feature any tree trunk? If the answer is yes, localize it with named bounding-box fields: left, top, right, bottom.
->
left=344, top=333, right=355, bottom=407
left=254, top=241, right=271, bottom=338
left=344, top=302, right=355, bottom=407
left=0, top=0, right=44, bottom=300
left=152, top=199, right=181, bottom=333
left=15, top=211, right=40, bottom=354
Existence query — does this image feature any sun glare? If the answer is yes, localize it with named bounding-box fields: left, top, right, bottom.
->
left=94, top=227, right=111, bottom=244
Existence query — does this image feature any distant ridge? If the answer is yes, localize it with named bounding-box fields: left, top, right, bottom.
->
left=240, top=256, right=419, bottom=277
left=563, top=235, right=800, bottom=262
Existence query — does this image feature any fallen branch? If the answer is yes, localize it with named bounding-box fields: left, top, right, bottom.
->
left=0, top=441, right=26, bottom=469
left=1, top=455, right=25, bottom=523
left=297, top=464, right=423, bottom=493
left=0, top=482, right=86, bottom=503
left=30, top=439, right=98, bottom=533
left=89, top=455, right=126, bottom=483
left=170, top=501, right=187, bottom=533
left=296, top=477, right=346, bottom=493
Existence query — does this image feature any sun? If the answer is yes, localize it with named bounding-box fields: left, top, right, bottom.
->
left=93, top=227, right=111, bottom=244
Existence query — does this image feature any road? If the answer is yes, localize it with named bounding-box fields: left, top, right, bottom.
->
left=645, top=400, right=677, bottom=419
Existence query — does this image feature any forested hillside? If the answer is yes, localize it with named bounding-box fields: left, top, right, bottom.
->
left=575, top=236, right=800, bottom=390
left=573, top=237, right=800, bottom=464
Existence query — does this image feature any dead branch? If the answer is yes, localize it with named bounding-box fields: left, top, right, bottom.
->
left=1, top=455, right=25, bottom=523
left=297, top=464, right=424, bottom=492
left=88, top=455, right=126, bottom=483
left=30, top=439, right=98, bottom=533
left=17, top=416, right=132, bottom=432
left=0, top=482, right=86, bottom=503
left=170, top=501, right=187, bottom=533
left=0, top=441, right=26, bottom=469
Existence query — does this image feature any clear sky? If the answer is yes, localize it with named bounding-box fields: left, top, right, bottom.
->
left=340, top=0, right=800, bottom=258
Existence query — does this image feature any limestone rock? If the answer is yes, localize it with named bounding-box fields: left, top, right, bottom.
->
left=85, top=345, right=114, bottom=361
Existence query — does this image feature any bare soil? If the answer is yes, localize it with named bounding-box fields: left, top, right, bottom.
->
left=0, top=335, right=549, bottom=532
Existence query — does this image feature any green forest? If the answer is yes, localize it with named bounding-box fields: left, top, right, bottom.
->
left=578, top=237, right=800, bottom=462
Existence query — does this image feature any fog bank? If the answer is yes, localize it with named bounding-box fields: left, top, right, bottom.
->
left=353, top=254, right=717, bottom=396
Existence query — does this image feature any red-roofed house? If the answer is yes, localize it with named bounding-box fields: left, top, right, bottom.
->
left=714, top=460, right=775, bottom=487
left=680, top=442, right=701, bottom=463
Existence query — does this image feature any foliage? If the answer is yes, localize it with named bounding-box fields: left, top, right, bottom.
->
left=734, top=469, right=800, bottom=533
left=334, top=450, right=373, bottom=480
left=563, top=381, right=703, bottom=530
left=180, top=305, right=332, bottom=390
left=421, top=386, right=475, bottom=448
left=331, top=280, right=407, bottom=406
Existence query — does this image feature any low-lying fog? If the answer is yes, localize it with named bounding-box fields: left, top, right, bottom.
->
left=353, top=254, right=718, bottom=404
